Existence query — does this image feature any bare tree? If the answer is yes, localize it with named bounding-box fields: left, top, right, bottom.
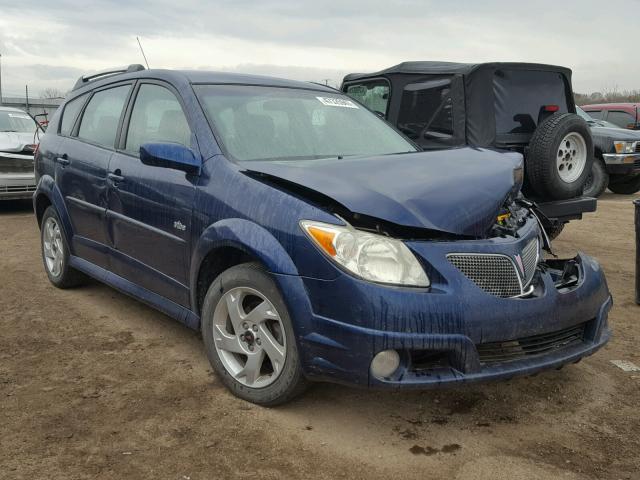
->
left=39, top=87, right=66, bottom=99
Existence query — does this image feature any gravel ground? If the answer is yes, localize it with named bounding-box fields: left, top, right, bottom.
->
left=1, top=193, right=639, bottom=480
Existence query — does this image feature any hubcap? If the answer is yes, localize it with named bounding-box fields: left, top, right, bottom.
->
left=212, top=287, right=286, bottom=388
left=43, top=217, right=64, bottom=277
left=556, top=132, right=587, bottom=183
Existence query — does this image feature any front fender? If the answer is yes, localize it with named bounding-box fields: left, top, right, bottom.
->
left=34, top=175, right=75, bottom=251
left=189, top=218, right=299, bottom=306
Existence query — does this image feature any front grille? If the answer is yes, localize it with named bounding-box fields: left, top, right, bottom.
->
left=477, top=323, right=587, bottom=364
left=447, top=253, right=522, bottom=297
left=635, top=142, right=640, bottom=153
left=447, top=238, right=539, bottom=298
left=0, top=185, right=36, bottom=193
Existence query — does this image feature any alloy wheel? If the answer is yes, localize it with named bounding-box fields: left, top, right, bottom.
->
left=212, top=286, right=287, bottom=388
left=43, top=217, right=64, bottom=277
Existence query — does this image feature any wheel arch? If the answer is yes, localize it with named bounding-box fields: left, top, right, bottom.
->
left=190, top=218, right=299, bottom=315
left=33, top=176, right=75, bottom=247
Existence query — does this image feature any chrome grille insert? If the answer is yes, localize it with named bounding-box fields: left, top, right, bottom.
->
left=447, top=237, right=539, bottom=298
left=520, top=238, right=539, bottom=286
left=447, top=253, right=522, bottom=297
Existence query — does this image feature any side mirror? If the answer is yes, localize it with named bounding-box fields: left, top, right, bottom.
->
left=139, top=142, right=200, bottom=175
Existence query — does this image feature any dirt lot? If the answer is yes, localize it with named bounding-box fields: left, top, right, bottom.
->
left=1, top=194, right=639, bottom=480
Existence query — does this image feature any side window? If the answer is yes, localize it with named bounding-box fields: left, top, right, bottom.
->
left=59, top=94, right=87, bottom=136
left=607, top=110, right=636, bottom=128
left=125, top=84, right=191, bottom=154
left=586, top=110, right=602, bottom=119
left=397, top=78, right=454, bottom=140
left=78, top=85, right=130, bottom=148
left=345, top=81, right=390, bottom=116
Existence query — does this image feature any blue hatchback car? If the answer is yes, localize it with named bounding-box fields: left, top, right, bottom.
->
left=34, top=65, right=612, bottom=405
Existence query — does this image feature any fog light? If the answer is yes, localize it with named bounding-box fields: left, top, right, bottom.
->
left=370, top=349, right=400, bottom=379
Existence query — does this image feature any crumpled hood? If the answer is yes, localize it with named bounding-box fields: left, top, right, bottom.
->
left=240, top=147, right=523, bottom=237
left=0, top=131, right=37, bottom=153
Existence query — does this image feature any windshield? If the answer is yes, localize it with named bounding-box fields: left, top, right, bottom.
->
left=195, top=85, right=416, bottom=162
left=0, top=110, right=37, bottom=133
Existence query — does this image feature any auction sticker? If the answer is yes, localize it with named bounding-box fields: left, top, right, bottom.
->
left=316, top=97, right=359, bottom=108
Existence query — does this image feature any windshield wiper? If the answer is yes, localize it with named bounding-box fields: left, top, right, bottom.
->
left=0, top=129, right=19, bottom=132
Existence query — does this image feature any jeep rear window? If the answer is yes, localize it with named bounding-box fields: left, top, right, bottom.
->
left=494, top=69, right=569, bottom=135
left=396, top=78, right=454, bottom=141
left=195, top=85, right=416, bottom=162
left=344, top=80, right=390, bottom=116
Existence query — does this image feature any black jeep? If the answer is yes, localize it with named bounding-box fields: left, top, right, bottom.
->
left=342, top=62, right=596, bottom=238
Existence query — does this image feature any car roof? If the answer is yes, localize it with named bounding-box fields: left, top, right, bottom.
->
left=582, top=103, right=640, bottom=109
left=70, top=68, right=337, bottom=98
left=343, top=61, right=572, bottom=82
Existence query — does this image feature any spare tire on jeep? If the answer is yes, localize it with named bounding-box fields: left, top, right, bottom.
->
left=526, top=113, right=593, bottom=200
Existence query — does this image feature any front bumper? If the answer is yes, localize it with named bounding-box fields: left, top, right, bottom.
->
left=0, top=152, right=36, bottom=200
left=602, top=153, right=640, bottom=175
left=275, top=220, right=611, bottom=389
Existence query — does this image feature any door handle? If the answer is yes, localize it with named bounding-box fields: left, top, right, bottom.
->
left=108, top=172, right=125, bottom=183
left=55, top=154, right=70, bottom=166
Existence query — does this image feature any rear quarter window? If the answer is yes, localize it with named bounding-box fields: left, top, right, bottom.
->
left=59, top=94, right=87, bottom=136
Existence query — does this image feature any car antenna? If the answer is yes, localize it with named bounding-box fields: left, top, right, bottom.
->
left=136, top=36, right=150, bottom=69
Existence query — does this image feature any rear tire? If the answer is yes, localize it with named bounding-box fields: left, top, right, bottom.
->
left=583, top=158, right=609, bottom=198
left=40, top=206, right=88, bottom=288
left=526, top=113, right=593, bottom=200
left=607, top=174, right=640, bottom=194
left=201, top=262, right=308, bottom=406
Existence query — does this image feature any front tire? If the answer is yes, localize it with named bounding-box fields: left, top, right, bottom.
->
left=608, top=174, right=640, bottom=195
left=583, top=158, right=609, bottom=198
left=40, top=206, right=88, bottom=288
left=527, top=113, right=593, bottom=200
left=201, top=263, right=308, bottom=406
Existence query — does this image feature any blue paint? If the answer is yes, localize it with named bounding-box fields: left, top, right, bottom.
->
left=33, top=69, right=611, bottom=390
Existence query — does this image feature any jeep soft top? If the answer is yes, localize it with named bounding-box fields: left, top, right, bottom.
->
left=342, top=61, right=597, bottom=237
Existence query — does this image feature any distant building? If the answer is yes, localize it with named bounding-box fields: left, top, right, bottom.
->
left=0, top=96, right=64, bottom=123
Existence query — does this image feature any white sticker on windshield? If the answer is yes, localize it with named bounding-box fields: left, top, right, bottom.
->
left=8, top=114, right=32, bottom=120
left=316, top=96, right=359, bottom=109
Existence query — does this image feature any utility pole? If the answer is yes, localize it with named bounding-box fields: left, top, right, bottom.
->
left=0, top=53, right=3, bottom=105
left=25, top=84, right=29, bottom=113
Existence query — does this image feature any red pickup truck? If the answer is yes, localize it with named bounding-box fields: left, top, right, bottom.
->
left=581, top=103, right=640, bottom=130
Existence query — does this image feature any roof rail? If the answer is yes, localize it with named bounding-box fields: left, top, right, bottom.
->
left=72, top=64, right=146, bottom=91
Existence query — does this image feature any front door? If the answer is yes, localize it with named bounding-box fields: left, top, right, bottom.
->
left=106, top=82, right=198, bottom=307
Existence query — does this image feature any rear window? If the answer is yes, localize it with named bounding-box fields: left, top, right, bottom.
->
left=585, top=109, right=603, bottom=119
left=494, top=69, right=569, bottom=135
left=396, top=77, right=454, bottom=141
left=607, top=110, right=636, bottom=128
left=344, top=80, right=390, bottom=116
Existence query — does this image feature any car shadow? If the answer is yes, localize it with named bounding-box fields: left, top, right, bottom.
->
left=0, top=199, right=33, bottom=215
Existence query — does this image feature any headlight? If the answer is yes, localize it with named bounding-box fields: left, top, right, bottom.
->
left=300, top=220, right=430, bottom=287
left=614, top=141, right=636, bottom=154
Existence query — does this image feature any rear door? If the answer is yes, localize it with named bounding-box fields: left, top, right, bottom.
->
left=56, top=83, right=132, bottom=268
left=106, top=81, right=198, bottom=307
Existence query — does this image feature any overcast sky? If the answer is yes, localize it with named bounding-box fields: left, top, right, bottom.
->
left=1, top=0, right=639, bottom=98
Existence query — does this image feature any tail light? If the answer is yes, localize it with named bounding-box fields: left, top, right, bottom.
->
left=544, top=105, right=560, bottom=112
